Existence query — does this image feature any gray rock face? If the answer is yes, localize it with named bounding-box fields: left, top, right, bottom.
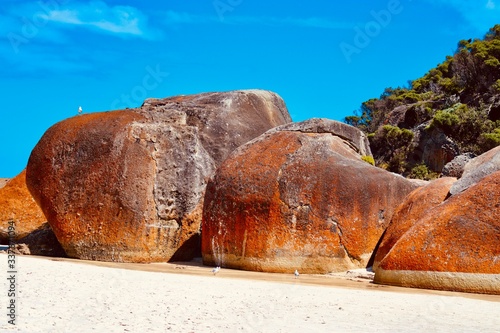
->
left=441, top=153, right=476, bottom=178
left=269, top=118, right=372, bottom=157
left=383, top=105, right=412, bottom=128
left=413, top=124, right=460, bottom=172
left=26, top=90, right=291, bottom=263
left=130, top=120, right=216, bottom=233
left=450, top=146, right=500, bottom=195
left=138, top=89, right=292, bottom=165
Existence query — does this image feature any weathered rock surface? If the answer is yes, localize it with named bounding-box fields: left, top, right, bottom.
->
left=0, top=170, right=47, bottom=242
left=371, top=177, right=456, bottom=270
left=201, top=119, right=422, bottom=274
left=374, top=171, right=500, bottom=295
left=413, top=124, right=460, bottom=172
left=449, top=145, right=500, bottom=195
left=138, top=90, right=291, bottom=165
left=382, top=104, right=435, bottom=130
left=441, top=153, right=475, bottom=178
left=269, top=118, right=372, bottom=157
left=27, top=90, right=291, bottom=263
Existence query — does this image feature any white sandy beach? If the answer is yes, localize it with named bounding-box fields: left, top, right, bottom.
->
left=1, top=254, right=499, bottom=333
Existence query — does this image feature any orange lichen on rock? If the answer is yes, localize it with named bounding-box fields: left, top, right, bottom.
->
left=374, top=171, right=500, bottom=294
left=0, top=170, right=47, bottom=242
left=27, top=111, right=159, bottom=262
left=26, top=90, right=291, bottom=263
left=202, top=119, right=421, bottom=273
left=372, top=177, right=457, bottom=269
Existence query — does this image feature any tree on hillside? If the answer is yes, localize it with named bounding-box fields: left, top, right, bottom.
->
left=344, top=24, right=500, bottom=178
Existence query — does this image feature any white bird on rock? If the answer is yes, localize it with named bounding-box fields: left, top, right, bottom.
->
left=212, top=266, right=221, bottom=275
left=78, top=106, right=82, bottom=115
left=294, top=269, right=299, bottom=278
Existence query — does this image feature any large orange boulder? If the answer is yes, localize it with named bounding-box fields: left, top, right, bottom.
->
left=371, top=177, right=457, bottom=270
left=27, top=90, right=291, bottom=263
left=0, top=170, right=47, bottom=242
left=374, top=171, right=500, bottom=294
left=201, top=119, right=422, bottom=273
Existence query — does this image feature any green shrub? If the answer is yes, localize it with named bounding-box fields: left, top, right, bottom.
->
left=485, top=57, right=500, bottom=68
left=369, top=125, right=416, bottom=174
left=479, top=128, right=500, bottom=151
left=438, top=77, right=460, bottom=94
left=378, top=162, right=389, bottom=170
left=387, top=150, right=408, bottom=175
left=430, top=109, right=460, bottom=131
left=492, top=79, right=500, bottom=92
left=428, top=103, right=494, bottom=153
left=409, top=164, right=429, bottom=180
left=381, top=125, right=414, bottom=146
left=429, top=103, right=472, bottom=134
left=408, top=163, right=438, bottom=180
left=361, top=155, right=375, bottom=166
left=343, top=24, right=500, bottom=177
left=411, top=77, right=429, bottom=92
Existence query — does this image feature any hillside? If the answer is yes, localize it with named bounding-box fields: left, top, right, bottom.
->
left=345, top=25, right=500, bottom=179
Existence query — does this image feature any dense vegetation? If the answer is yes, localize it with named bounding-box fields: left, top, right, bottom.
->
left=345, top=25, right=500, bottom=179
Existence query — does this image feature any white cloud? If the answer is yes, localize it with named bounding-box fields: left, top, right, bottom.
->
left=46, top=1, right=151, bottom=37
left=42, top=9, right=81, bottom=25
left=9, top=1, right=160, bottom=39
left=486, top=0, right=495, bottom=9
left=0, top=2, right=167, bottom=78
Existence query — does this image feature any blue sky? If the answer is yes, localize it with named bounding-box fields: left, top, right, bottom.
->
left=0, top=0, right=499, bottom=177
